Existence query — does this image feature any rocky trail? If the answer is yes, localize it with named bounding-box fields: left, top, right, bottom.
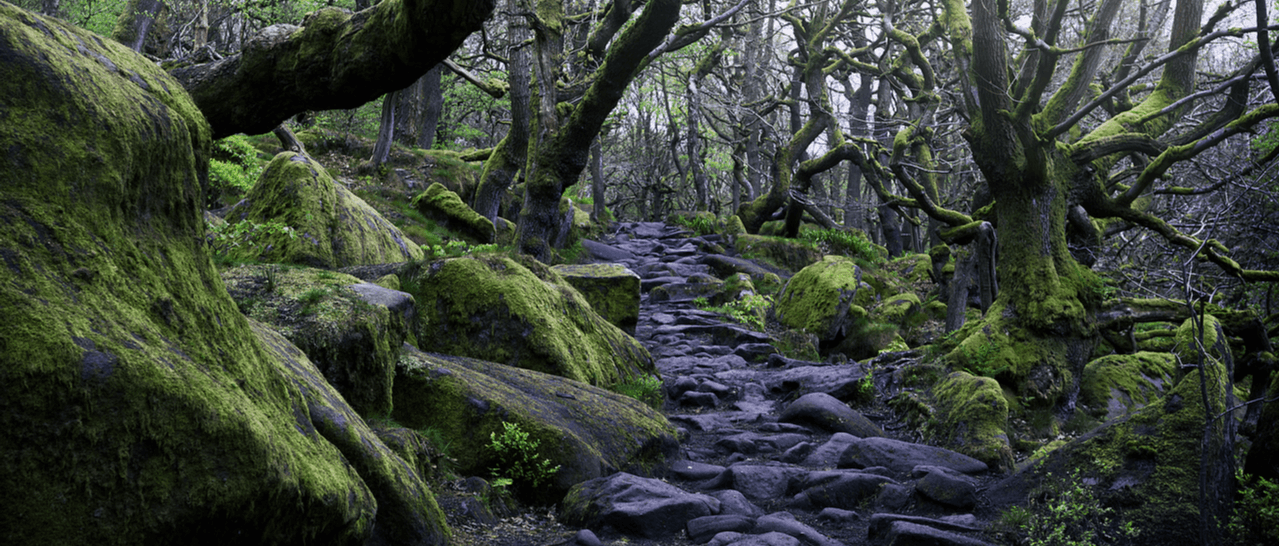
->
left=523, top=222, right=1003, bottom=546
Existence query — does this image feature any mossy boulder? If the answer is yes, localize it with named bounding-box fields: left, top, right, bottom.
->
left=734, top=233, right=823, bottom=274
left=552, top=263, right=641, bottom=334
left=930, top=372, right=1014, bottom=472
left=775, top=256, right=865, bottom=343
left=221, top=264, right=415, bottom=417
left=392, top=346, right=679, bottom=502
left=989, top=339, right=1237, bottom=545
left=411, top=182, right=494, bottom=244
left=875, top=292, right=922, bottom=326
left=224, top=151, right=424, bottom=267
left=399, top=254, right=656, bottom=386
left=0, top=8, right=443, bottom=543
left=1078, top=352, right=1177, bottom=421
left=699, top=254, right=787, bottom=295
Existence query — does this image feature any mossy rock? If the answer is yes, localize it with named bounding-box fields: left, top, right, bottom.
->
left=989, top=344, right=1237, bottom=545
left=392, top=346, right=679, bottom=503
left=411, top=182, right=495, bottom=244
left=734, top=233, right=823, bottom=274
left=723, top=214, right=746, bottom=238
left=1172, top=314, right=1225, bottom=370
left=221, top=264, right=414, bottom=417
left=775, top=255, right=865, bottom=342
left=650, top=279, right=725, bottom=303
left=224, top=151, right=425, bottom=267
left=551, top=263, right=641, bottom=334
left=930, top=371, right=1014, bottom=472
left=699, top=254, right=788, bottom=295
left=399, top=254, right=655, bottom=386
left=714, top=273, right=758, bottom=305
left=0, top=9, right=443, bottom=542
left=874, top=293, right=922, bottom=326
left=1078, top=352, right=1176, bottom=421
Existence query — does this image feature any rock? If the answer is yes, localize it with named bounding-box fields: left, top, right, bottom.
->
left=699, top=254, right=787, bottom=294
left=0, top=10, right=435, bottom=542
left=876, top=483, right=915, bottom=511
left=816, top=508, right=859, bottom=523
left=221, top=265, right=408, bottom=416
left=399, top=254, right=655, bottom=386
left=780, top=392, right=883, bottom=437
left=709, top=490, right=766, bottom=517
left=573, top=529, right=603, bottom=546
left=707, top=532, right=801, bottom=546
left=581, top=239, right=638, bottom=263
left=225, top=152, right=424, bottom=267
left=720, top=465, right=809, bottom=501
left=734, top=234, right=823, bottom=274
left=688, top=515, right=756, bottom=543
left=392, top=346, right=678, bottom=500
left=560, top=473, right=721, bottom=539
left=762, top=364, right=874, bottom=401
left=774, top=256, right=864, bottom=342
left=930, top=371, right=1013, bottom=472
left=915, top=469, right=978, bottom=508
left=671, top=459, right=727, bottom=481
left=866, top=514, right=987, bottom=537
left=681, top=390, right=721, bottom=408
left=801, top=433, right=862, bottom=467
left=412, top=182, right=495, bottom=243
left=552, top=263, right=642, bottom=334
left=837, top=437, right=989, bottom=476
left=794, top=471, right=897, bottom=510
left=1078, top=352, right=1176, bottom=420
left=752, top=511, right=843, bottom=546
left=874, top=293, right=921, bottom=325
left=255, top=323, right=449, bottom=545
left=880, top=521, right=993, bottom=546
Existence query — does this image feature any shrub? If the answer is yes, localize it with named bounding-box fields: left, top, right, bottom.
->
left=1000, top=470, right=1139, bottom=546
left=697, top=294, right=772, bottom=331
left=487, top=421, right=560, bottom=490
left=208, top=135, right=264, bottom=207
left=800, top=228, right=882, bottom=264
left=1229, top=469, right=1278, bottom=545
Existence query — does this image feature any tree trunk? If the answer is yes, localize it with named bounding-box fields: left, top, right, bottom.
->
left=474, top=2, right=530, bottom=227
left=111, top=0, right=167, bottom=53
left=416, top=65, right=443, bottom=149
left=170, top=0, right=496, bottom=138
left=516, top=0, right=681, bottom=261
left=590, top=136, right=606, bottom=222
left=194, top=0, right=208, bottom=50
left=370, top=90, right=398, bottom=168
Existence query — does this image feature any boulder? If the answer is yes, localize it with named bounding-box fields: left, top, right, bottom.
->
left=561, top=473, right=720, bottom=538
left=837, top=437, right=989, bottom=476
left=392, top=346, right=678, bottom=500
left=793, top=471, right=897, bottom=510
left=552, top=263, right=642, bottom=334
left=914, top=469, right=978, bottom=508
left=411, top=182, right=495, bottom=244
left=930, top=371, right=1013, bottom=472
left=0, top=9, right=442, bottom=542
left=399, top=254, right=656, bottom=386
left=1078, top=352, right=1176, bottom=420
left=221, top=265, right=411, bottom=416
left=224, top=152, right=424, bottom=267
left=775, top=256, right=865, bottom=343
left=734, top=234, right=823, bottom=274
left=699, top=254, right=787, bottom=294
left=779, top=392, right=883, bottom=438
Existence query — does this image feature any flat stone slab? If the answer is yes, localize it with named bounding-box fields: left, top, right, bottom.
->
left=838, top=437, right=989, bottom=475
left=561, top=473, right=721, bottom=539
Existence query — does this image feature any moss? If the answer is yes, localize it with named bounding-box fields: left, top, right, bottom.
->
left=224, top=152, right=425, bottom=267
left=375, top=273, right=401, bottom=291
left=875, top=293, right=922, bottom=325
left=0, top=9, right=422, bottom=542
left=411, top=182, right=495, bottom=244
left=399, top=255, right=655, bottom=386
left=724, top=214, right=746, bottom=238
left=551, top=263, right=641, bottom=333
left=734, top=234, right=823, bottom=273
left=1078, top=352, right=1177, bottom=421
left=930, top=371, right=1015, bottom=472
left=775, top=255, right=864, bottom=339
left=392, top=347, right=677, bottom=503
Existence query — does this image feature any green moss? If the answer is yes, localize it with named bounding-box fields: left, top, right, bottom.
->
left=734, top=233, right=823, bottom=273
left=411, top=182, right=495, bottom=244
left=399, top=255, right=655, bottom=386
left=930, top=371, right=1014, bottom=471
left=876, top=293, right=922, bottom=325
left=551, top=263, right=641, bottom=333
left=775, top=255, right=864, bottom=338
left=1078, top=352, right=1176, bottom=421
left=0, top=9, right=424, bottom=542
left=392, top=347, right=677, bottom=503
left=225, top=152, right=425, bottom=267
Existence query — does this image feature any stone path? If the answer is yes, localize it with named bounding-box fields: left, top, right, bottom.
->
left=564, top=222, right=999, bottom=546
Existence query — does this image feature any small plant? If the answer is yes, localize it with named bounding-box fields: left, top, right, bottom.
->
left=297, top=287, right=330, bottom=315
left=611, top=375, right=664, bottom=410
left=487, top=421, right=560, bottom=490
left=672, top=214, right=718, bottom=236
left=800, top=228, right=882, bottom=264
left=208, top=135, right=264, bottom=207
left=697, top=294, right=773, bottom=331
left=1228, top=469, right=1279, bottom=545
left=1004, top=470, right=1140, bottom=546
left=206, top=219, right=297, bottom=258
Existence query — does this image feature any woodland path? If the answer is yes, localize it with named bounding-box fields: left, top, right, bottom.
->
left=562, top=222, right=1002, bottom=546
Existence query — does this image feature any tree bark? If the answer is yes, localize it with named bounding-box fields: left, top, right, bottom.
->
left=111, top=0, right=167, bottom=53
left=474, top=1, right=531, bottom=227
left=516, top=0, right=681, bottom=261
left=590, top=136, right=606, bottom=222
left=370, top=90, right=398, bottom=168
left=417, top=65, right=443, bottom=149
left=170, top=0, right=496, bottom=138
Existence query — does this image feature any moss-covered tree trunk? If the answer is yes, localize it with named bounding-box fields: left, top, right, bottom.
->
left=170, top=0, right=496, bottom=138
left=111, top=0, right=166, bottom=52
left=515, top=0, right=681, bottom=260
left=474, top=1, right=531, bottom=228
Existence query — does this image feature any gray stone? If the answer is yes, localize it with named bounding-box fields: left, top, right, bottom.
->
left=707, top=532, right=802, bottom=546
left=572, top=528, right=603, bottom=546
left=724, top=465, right=808, bottom=501
left=710, top=490, right=766, bottom=518
left=752, top=512, right=844, bottom=546
left=882, top=521, right=993, bottom=546
left=671, top=459, right=727, bottom=481
left=877, top=483, right=915, bottom=511
left=816, top=507, right=860, bottom=523
left=795, top=470, right=897, bottom=510
left=780, top=392, right=884, bottom=438
left=687, top=515, right=756, bottom=543
left=560, top=473, right=721, bottom=539
left=915, top=469, right=978, bottom=509
left=839, top=437, right=989, bottom=475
